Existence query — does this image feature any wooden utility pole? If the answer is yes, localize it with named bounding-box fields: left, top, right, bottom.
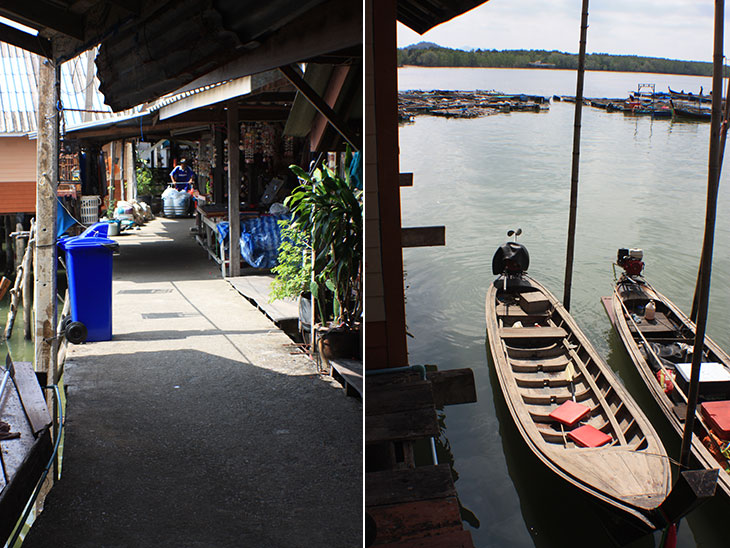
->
left=563, top=0, right=589, bottom=312
left=125, top=141, right=135, bottom=201
left=227, top=100, right=241, bottom=277
left=680, top=0, right=725, bottom=469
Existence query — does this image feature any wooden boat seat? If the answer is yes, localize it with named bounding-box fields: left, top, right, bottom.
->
left=514, top=370, right=578, bottom=388
left=496, top=303, right=551, bottom=318
left=520, top=384, right=591, bottom=404
left=509, top=354, right=570, bottom=372
left=501, top=326, right=567, bottom=339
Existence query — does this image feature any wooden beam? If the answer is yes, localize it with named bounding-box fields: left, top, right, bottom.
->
left=401, top=226, right=445, bottom=248
left=365, top=380, right=434, bottom=416
left=399, top=172, right=413, bottom=187
left=365, top=407, right=439, bottom=444
left=309, top=64, right=351, bottom=152
left=279, top=64, right=361, bottom=150
left=226, top=101, right=241, bottom=277
left=426, top=369, right=477, bottom=407
left=366, top=464, right=456, bottom=507
left=0, top=23, right=52, bottom=57
left=0, top=2, right=85, bottom=41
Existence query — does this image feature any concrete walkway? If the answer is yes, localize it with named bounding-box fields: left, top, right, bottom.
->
left=23, top=217, right=362, bottom=548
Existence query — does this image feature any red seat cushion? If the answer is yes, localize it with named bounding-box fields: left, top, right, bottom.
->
left=568, top=424, right=612, bottom=447
left=700, top=400, right=730, bottom=440
left=549, top=400, right=590, bottom=426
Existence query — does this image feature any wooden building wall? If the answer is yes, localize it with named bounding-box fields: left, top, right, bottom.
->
left=364, top=0, right=408, bottom=369
left=0, top=136, right=37, bottom=214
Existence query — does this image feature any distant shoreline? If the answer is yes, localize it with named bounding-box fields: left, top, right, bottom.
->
left=397, top=65, right=712, bottom=79
left=397, top=44, right=722, bottom=78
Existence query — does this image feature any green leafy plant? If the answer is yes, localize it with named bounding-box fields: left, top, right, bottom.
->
left=277, top=152, right=362, bottom=328
left=136, top=160, right=163, bottom=196
left=270, top=220, right=312, bottom=301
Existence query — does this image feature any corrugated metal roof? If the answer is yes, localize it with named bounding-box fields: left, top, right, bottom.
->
left=0, top=42, right=38, bottom=134
left=1, top=1, right=361, bottom=113
left=0, top=41, right=136, bottom=135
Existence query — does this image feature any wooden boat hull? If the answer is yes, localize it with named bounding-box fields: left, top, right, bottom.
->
left=610, top=279, right=730, bottom=498
left=486, top=276, right=671, bottom=533
left=0, top=359, right=53, bottom=542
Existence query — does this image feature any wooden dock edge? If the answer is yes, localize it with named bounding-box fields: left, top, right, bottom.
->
left=366, top=367, right=476, bottom=547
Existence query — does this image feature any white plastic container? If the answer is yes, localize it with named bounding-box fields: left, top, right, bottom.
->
left=80, top=195, right=101, bottom=224
left=645, top=300, right=656, bottom=321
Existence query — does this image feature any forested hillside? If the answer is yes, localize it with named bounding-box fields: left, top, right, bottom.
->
left=398, top=43, right=719, bottom=77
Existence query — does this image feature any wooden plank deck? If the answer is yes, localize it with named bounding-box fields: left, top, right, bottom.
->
left=365, top=369, right=475, bottom=547
left=0, top=361, right=53, bottom=543
left=227, top=275, right=298, bottom=324
left=329, top=358, right=363, bottom=398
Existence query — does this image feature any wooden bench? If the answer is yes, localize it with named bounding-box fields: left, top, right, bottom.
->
left=501, top=326, right=567, bottom=339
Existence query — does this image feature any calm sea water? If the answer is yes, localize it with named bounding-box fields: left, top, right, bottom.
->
left=399, top=67, right=730, bottom=547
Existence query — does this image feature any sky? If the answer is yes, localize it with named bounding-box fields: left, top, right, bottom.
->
left=397, top=1, right=721, bottom=63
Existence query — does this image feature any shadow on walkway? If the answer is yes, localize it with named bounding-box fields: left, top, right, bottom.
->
left=22, top=218, right=362, bottom=547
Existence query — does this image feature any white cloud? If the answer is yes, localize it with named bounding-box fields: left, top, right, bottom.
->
left=397, top=0, right=724, bottom=62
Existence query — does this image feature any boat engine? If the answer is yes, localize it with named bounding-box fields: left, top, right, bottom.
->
left=493, top=242, right=530, bottom=276
left=617, top=248, right=644, bottom=277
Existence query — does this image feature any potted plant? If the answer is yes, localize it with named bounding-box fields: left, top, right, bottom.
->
left=135, top=160, right=167, bottom=206
left=272, top=151, right=362, bottom=359
left=135, top=160, right=155, bottom=205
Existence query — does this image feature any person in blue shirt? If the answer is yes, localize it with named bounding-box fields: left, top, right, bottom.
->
left=169, top=158, right=195, bottom=191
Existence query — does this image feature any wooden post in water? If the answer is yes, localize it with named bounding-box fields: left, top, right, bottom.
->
left=691, top=64, right=730, bottom=322
left=563, top=0, right=589, bottom=312
left=23, top=222, right=35, bottom=340
left=680, top=0, right=725, bottom=469
left=227, top=100, right=241, bottom=277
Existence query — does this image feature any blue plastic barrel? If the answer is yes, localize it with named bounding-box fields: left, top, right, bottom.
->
left=61, top=236, right=119, bottom=342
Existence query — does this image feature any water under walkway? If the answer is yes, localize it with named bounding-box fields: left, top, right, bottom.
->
left=22, top=217, right=362, bottom=547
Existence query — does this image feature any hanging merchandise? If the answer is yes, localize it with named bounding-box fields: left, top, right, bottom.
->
left=242, top=123, right=256, bottom=164
left=283, top=135, right=294, bottom=161
left=261, top=123, right=276, bottom=163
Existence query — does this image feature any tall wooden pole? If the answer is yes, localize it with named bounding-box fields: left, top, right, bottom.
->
left=680, top=0, right=725, bottom=469
left=563, top=0, right=589, bottom=311
left=690, top=69, right=730, bottom=322
left=226, top=100, right=241, bottom=277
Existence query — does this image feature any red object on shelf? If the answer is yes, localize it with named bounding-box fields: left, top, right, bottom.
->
left=568, top=424, right=612, bottom=447
left=549, top=400, right=590, bottom=426
left=700, top=400, right=730, bottom=440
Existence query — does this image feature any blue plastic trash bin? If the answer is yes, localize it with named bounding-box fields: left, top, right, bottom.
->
left=61, top=236, right=119, bottom=342
left=80, top=221, right=110, bottom=238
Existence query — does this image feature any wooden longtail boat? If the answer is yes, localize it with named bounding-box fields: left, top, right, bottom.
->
left=486, top=242, right=671, bottom=535
left=609, top=248, right=730, bottom=498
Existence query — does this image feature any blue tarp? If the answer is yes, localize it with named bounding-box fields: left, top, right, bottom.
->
left=215, top=214, right=289, bottom=269
left=57, top=198, right=78, bottom=237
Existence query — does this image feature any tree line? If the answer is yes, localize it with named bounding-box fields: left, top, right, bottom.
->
left=398, top=44, right=722, bottom=77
